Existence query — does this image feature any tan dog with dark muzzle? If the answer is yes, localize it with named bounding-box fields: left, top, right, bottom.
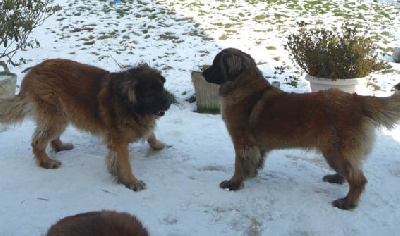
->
left=0, top=59, right=170, bottom=191
left=203, top=47, right=400, bottom=209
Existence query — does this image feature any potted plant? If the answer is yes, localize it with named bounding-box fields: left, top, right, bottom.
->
left=286, top=22, right=387, bottom=93
left=0, top=61, right=17, bottom=132
left=0, top=61, right=17, bottom=99
left=0, top=0, right=60, bottom=131
left=0, top=0, right=61, bottom=65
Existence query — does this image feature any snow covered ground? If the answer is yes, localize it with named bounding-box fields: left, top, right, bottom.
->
left=1, top=0, right=400, bottom=235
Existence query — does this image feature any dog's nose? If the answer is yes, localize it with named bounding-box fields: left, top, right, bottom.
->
left=163, top=97, right=171, bottom=110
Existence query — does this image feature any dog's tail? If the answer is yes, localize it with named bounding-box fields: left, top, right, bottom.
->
left=0, top=95, right=30, bottom=125
left=363, top=83, right=400, bottom=129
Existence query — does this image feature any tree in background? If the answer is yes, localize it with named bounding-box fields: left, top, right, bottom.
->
left=0, top=0, right=61, bottom=67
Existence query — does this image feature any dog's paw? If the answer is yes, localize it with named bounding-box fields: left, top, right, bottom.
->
left=220, top=180, right=244, bottom=191
left=149, top=140, right=167, bottom=150
left=323, top=173, right=345, bottom=184
left=332, top=197, right=356, bottom=210
left=51, top=140, right=74, bottom=153
left=125, top=180, right=146, bottom=191
left=41, top=159, right=62, bottom=169
left=55, top=143, right=74, bottom=152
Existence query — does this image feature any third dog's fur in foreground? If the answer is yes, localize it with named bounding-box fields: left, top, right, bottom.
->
left=0, top=59, right=170, bottom=191
left=202, top=47, right=400, bottom=209
left=47, top=210, right=148, bottom=236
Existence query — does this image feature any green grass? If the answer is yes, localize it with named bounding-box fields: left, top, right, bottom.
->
left=163, top=89, right=178, bottom=104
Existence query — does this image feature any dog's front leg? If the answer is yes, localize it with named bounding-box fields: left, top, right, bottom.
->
left=220, top=142, right=263, bottom=191
left=220, top=152, right=246, bottom=190
left=147, top=131, right=166, bottom=150
left=106, top=142, right=146, bottom=191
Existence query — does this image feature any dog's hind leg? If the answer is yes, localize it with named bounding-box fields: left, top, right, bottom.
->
left=31, top=102, right=70, bottom=169
left=248, top=149, right=268, bottom=178
left=49, top=113, right=73, bottom=152
left=322, top=148, right=367, bottom=210
left=333, top=167, right=367, bottom=210
left=32, top=124, right=64, bottom=169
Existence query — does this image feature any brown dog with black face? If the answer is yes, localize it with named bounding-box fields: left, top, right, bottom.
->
left=0, top=59, right=170, bottom=191
left=47, top=210, right=149, bottom=236
left=202, top=47, right=400, bottom=210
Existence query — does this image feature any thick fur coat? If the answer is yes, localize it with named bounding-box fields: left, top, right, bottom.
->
left=202, top=47, right=400, bottom=209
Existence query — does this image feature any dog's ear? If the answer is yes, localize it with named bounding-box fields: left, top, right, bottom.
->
left=111, top=73, right=138, bottom=104
left=125, top=80, right=137, bottom=104
left=220, top=51, right=247, bottom=80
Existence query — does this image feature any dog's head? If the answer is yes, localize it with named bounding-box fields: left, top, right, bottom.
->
left=111, top=64, right=171, bottom=117
left=202, top=48, right=257, bottom=85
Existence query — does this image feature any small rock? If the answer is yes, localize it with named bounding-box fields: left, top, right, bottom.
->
left=271, top=81, right=280, bottom=88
